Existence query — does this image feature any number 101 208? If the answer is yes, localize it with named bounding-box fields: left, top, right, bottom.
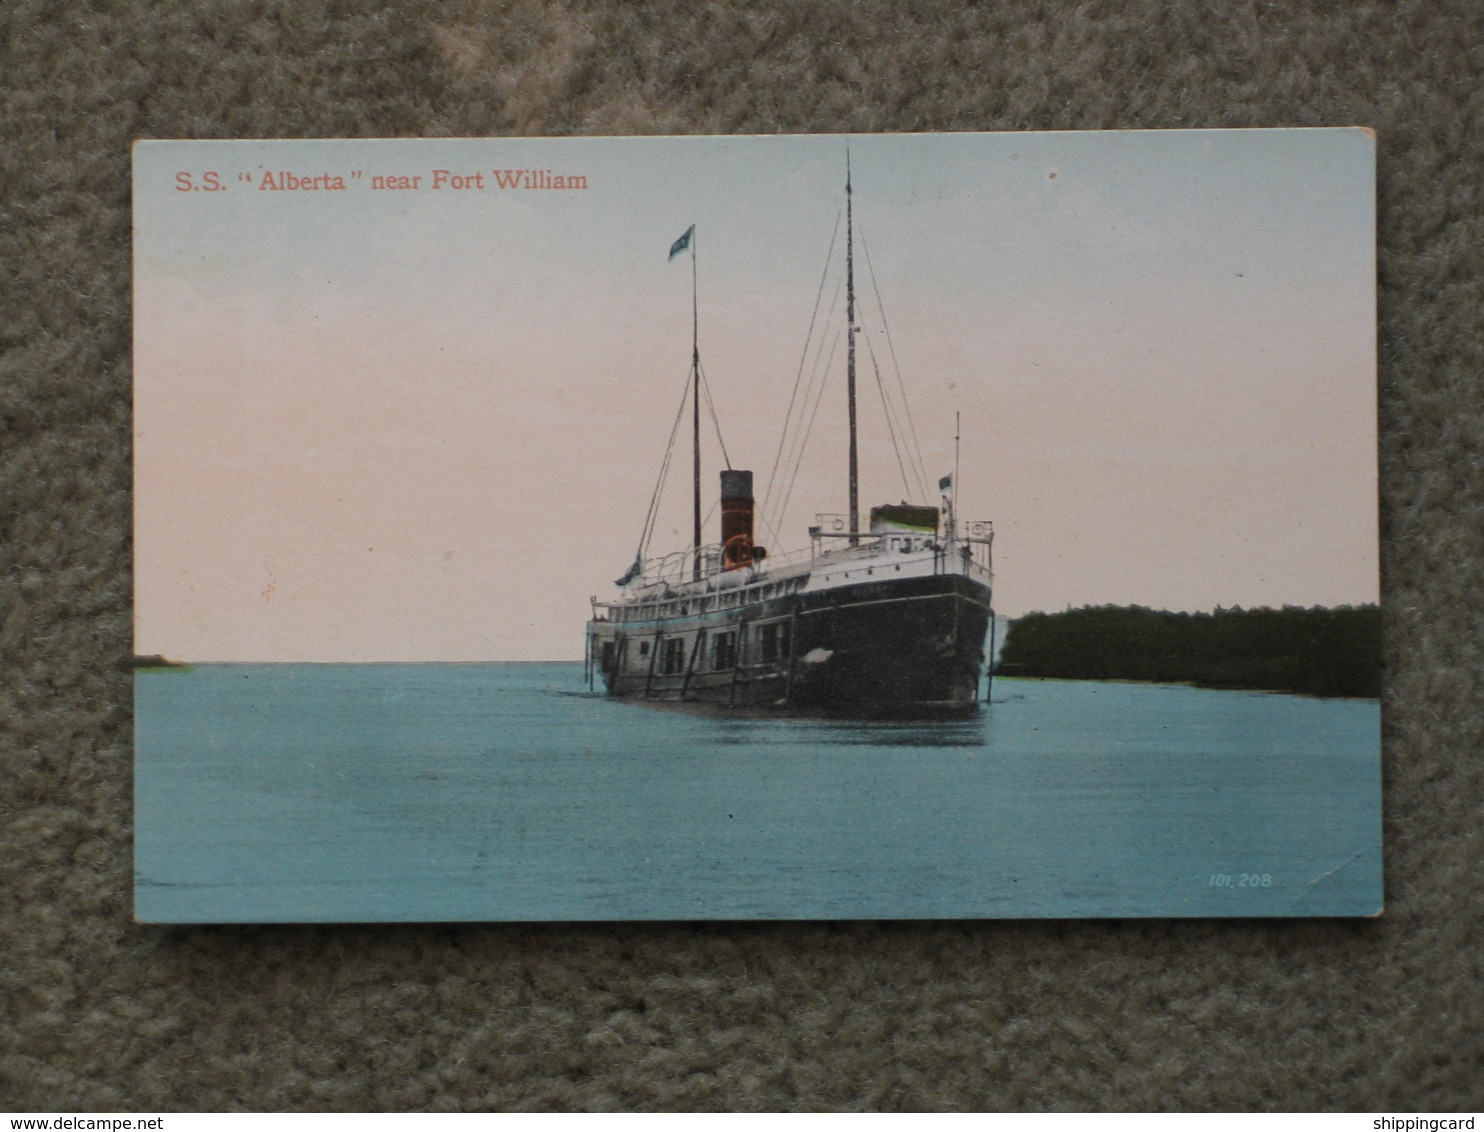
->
left=1209, top=873, right=1273, bottom=888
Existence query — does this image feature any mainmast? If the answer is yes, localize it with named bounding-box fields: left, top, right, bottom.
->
left=846, top=149, right=859, bottom=544
left=691, top=226, right=701, bottom=580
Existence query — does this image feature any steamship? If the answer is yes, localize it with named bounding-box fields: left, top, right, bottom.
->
left=584, top=162, right=994, bottom=717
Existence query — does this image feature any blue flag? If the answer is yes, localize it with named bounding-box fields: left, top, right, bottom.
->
left=668, top=225, right=694, bottom=261
left=939, top=473, right=953, bottom=491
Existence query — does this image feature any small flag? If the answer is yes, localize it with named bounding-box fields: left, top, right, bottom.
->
left=615, top=556, right=643, bottom=587
left=668, top=225, right=694, bottom=261
left=939, top=473, right=953, bottom=492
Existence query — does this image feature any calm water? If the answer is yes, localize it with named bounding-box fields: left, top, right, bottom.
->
left=135, top=664, right=1381, bottom=922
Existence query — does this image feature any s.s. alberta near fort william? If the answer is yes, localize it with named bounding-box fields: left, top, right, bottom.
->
left=585, top=163, right=995, bottom=718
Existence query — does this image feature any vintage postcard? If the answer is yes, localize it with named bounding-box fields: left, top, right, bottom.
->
left=132, top=131, right=1380, bottom=921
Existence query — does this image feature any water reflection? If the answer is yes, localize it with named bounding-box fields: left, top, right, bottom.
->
left=708, top=713, right=988, bottom=749
left=559, top=683, right=992, bottom=748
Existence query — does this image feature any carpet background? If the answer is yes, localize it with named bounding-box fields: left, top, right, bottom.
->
left=3, top=0, right=1481, bottom=1112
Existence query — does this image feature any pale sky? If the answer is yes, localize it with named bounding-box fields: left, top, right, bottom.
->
left=133, top=130, right=1377, bottom=662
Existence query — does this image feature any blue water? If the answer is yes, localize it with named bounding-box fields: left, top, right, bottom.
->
left=134, top=664, right=1382, bottom=922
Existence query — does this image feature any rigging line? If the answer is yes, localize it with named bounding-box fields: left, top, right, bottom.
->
left=639, top=430, right=676, bottom=563
left=861, top=227, right=929, bottom=502
left=864, top=334, right=915, bottom=501
left=754, top=502, right=784, bottom=555
left=695, top=358, right=733, bottom=470
left=640, top=389, right=686, bottom=560
left=779, top=326, right=843, bottom=533
left=861, top=327, right=907, bottom=480
left=859, top=231, right=929, bottom=504
left=762, top=208, right=843, bottom=518
left=683, top=497, right=722, bottom=554
left=638, top=362, right=698, bottom=561
left=768, top=306, right=834, bottom=537
left=762, top=208, right=843, bottom=515
left=768, top=267, right=846, bottom=525
left=775, top=326, right=842, bottom=539
left=645, top=422, right=680, bottom=551
left=859, top=223, right=930, bottom=500
left=764, top=300, right=837, bottom=525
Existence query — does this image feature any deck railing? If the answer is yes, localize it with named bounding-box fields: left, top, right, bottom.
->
left=610, top=518, right=993, bottom=600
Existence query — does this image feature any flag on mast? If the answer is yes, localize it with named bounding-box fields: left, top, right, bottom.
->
left=668, top=225, right=694, bottom=261
left=939, top=473, right=953, bottom=492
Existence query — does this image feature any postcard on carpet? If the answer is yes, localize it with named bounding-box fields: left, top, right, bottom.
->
left=132, top=130, right=1380, bottom=922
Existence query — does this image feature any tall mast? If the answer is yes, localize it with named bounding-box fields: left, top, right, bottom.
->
left=846, top=148, right=859, bottom=544
left=692, top=227, right=702, bottom=580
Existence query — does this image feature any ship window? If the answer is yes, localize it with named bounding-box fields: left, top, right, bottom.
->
left=712, top=631, right=737, bottom=670
left=601, top=641, right=614, bottom=669
left=759, top=621, right=791, bottom=663
left=638, top=641, right=650, bottom=657
left=660, top=637, right=685, bottom=675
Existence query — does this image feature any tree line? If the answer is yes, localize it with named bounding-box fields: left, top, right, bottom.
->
left=995, top=604, right=1381, bottom=698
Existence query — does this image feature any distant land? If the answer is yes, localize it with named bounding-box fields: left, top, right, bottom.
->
left=129, top=654, right=190, bottom=670
left=995, top=604, right=1381, bottom=698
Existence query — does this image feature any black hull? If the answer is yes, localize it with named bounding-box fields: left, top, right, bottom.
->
left=590, top=573, right=992, bottom=718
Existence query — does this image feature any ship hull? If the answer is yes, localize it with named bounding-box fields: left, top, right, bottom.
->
left=589, top=572, right=992, bottom=718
